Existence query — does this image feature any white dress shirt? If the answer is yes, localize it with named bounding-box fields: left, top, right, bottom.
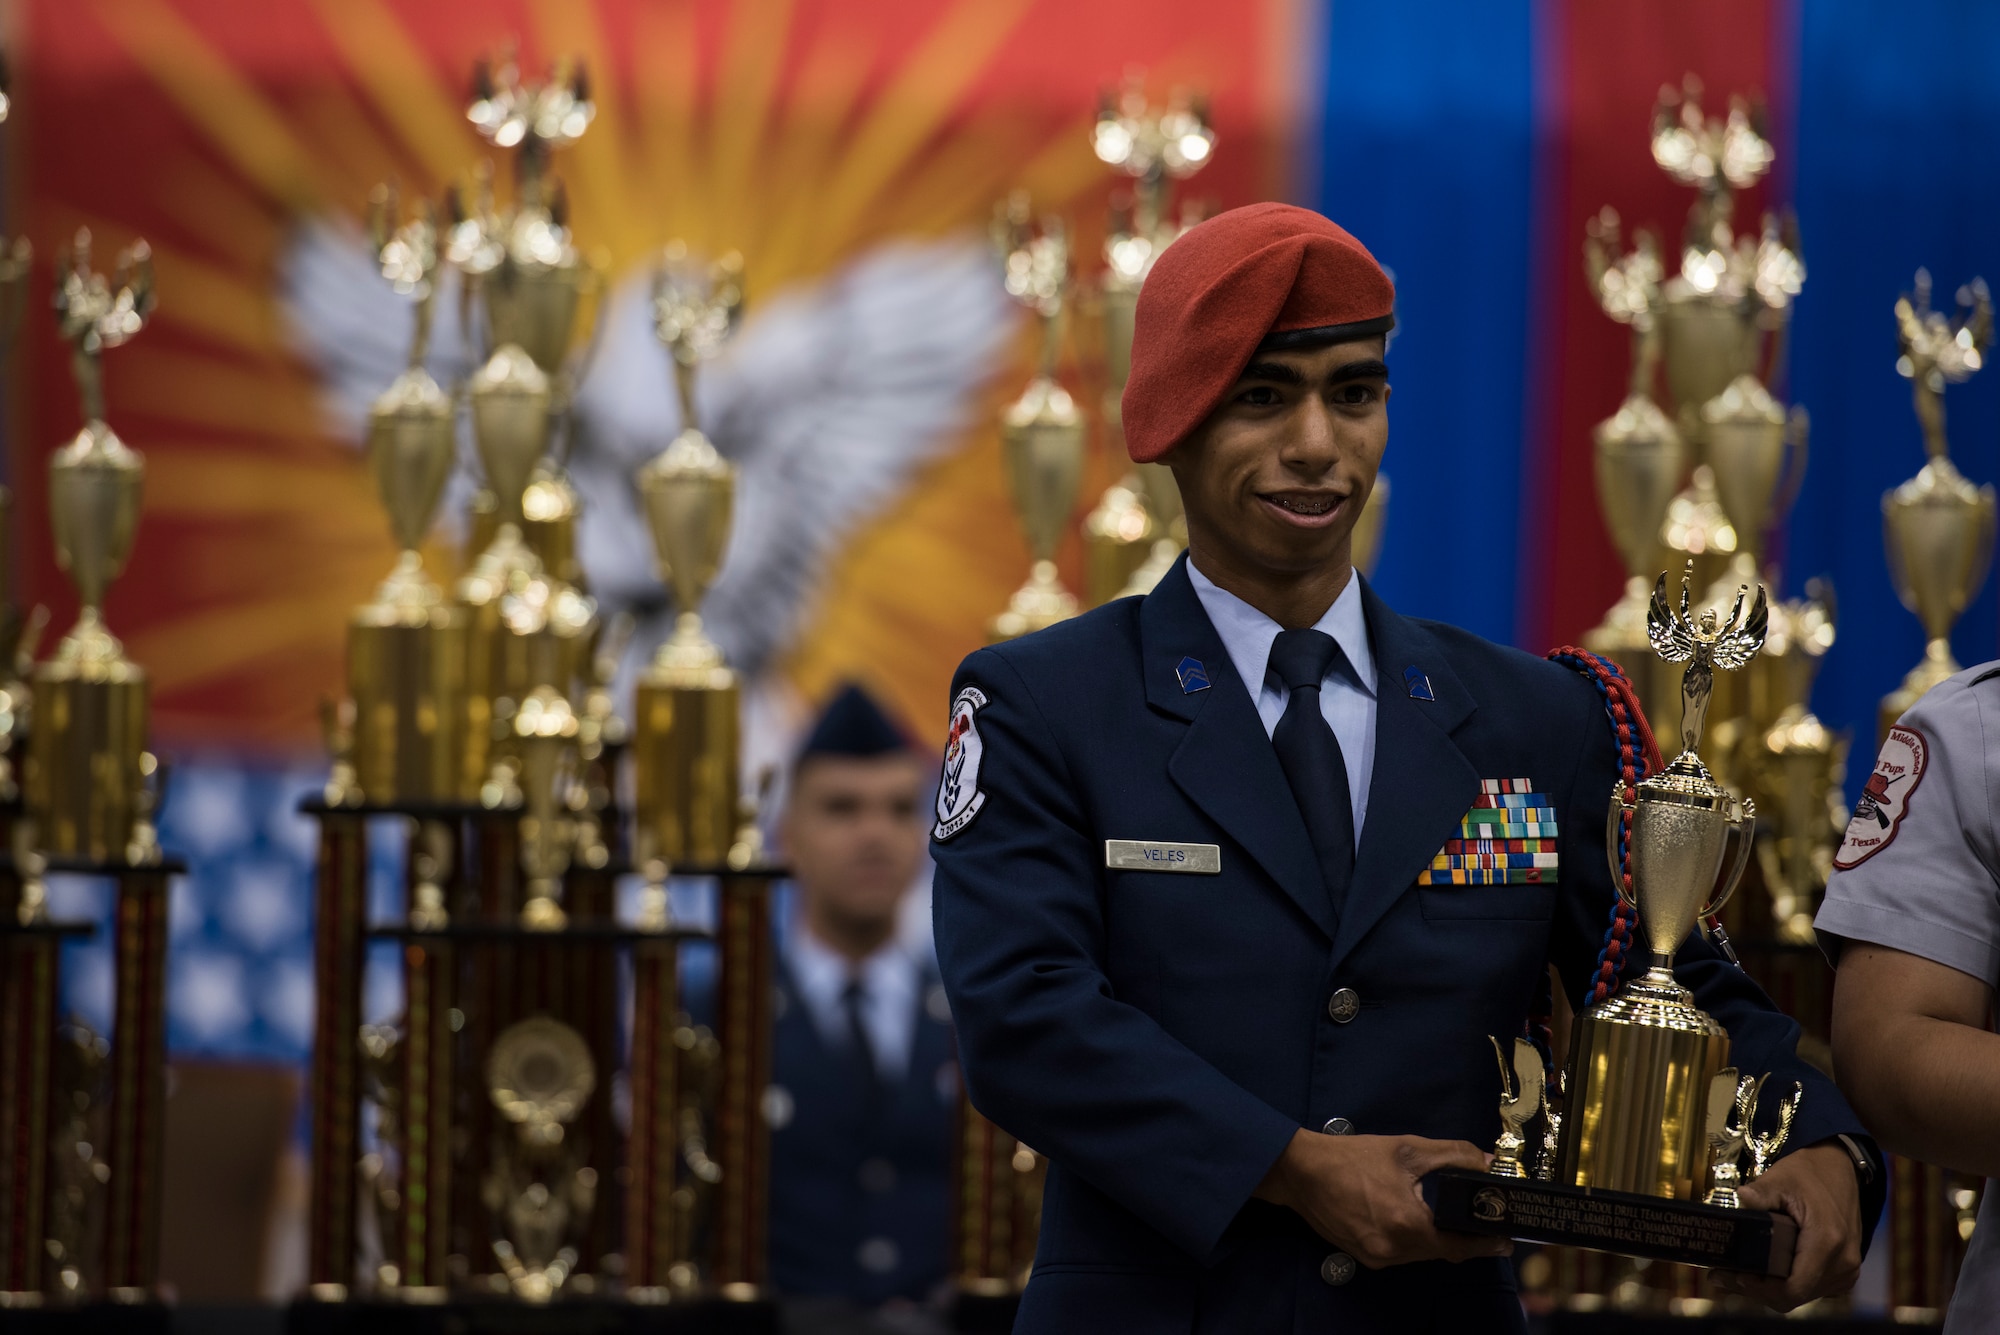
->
left=1187, top=560, right=1377, bottom=843
left=787, top=924, right=923, bottom=1081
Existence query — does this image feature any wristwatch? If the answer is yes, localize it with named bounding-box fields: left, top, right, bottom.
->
left=1834, top=1133, right=1880, bottom=1189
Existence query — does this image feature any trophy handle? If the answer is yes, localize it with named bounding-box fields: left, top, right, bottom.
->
left=1699, top=801, right=1758, bottom=920
left=1605, top=778, right=1638, bottom=910
left=1773, top=406, right=1810, bottom=530
left=1971, top=487, right=1998, bottom=610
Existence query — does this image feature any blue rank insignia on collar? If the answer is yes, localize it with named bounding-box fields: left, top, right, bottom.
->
left=1404, top=665, right=1436, bottom=701
left=1176, top=656, right=1211, bottom=694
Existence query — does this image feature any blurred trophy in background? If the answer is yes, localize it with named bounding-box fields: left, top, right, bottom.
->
left=451, top=56, right=599, bottom=800
left=14, top=228, right=178, bottom=1306
left=1583, top=213, right=1684, bottom=720
left=345, top=187, right=465, bottom=805
left=1880, top=271, right=1993, bottom=740
left=0, top=232, right=31, bottom=807
left=630, top=245, right=778, bottom=1298
left=1583, top=80, right=1809, bottom=786
left=29, top=231, right=158, bottom=866
left=990, top=199, right=1084, bottom=640
left=632, top=243, right=745, bottom=905
left=1749, top=582, right=1842, bottom=943
left=460, top=54, right=602, bottom=585
left=1084, top=82, right=1212, bottom=603
left=483, top=1017, right=598, bottom=1300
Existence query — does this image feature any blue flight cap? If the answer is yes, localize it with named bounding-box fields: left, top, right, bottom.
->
left=798, top=682, right=911, bottom=762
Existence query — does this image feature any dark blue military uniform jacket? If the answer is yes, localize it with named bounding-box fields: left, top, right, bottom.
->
left=931, top=556, right=1878, bottom=1335
left=767, top=948, right=957, bottom=1305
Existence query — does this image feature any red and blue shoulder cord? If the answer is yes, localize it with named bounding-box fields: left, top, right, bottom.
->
left=1524, top=648, right=1674, bottom=1069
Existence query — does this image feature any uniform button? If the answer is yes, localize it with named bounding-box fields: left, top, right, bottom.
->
left=857, top=1237, right=900, bottom=1274
left=1327, top=988, right=1361, bottom=1023
left=1320, top=1252, right=1357, bottom=1286
left=1322, top=1117, right=1354, bottom=1136
left=858, top=1157, right=897, bottom=1194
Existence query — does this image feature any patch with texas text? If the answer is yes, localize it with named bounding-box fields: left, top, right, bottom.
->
left=933, top=685, right=990, bottom=841
left=1833, top=724, right=1928, bottom=870
left=1419, top=778, right=1559, bottom=885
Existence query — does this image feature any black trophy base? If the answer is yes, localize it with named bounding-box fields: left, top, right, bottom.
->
left=1423, top=1168, right=1796, bottom=1277
left=0, top=1302, right=172, bottom=1335
left=949, top=1288, right=1022, bottom=1333
left=284, top=1295, right=779, bottom=1335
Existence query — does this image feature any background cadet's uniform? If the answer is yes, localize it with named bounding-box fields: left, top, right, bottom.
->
left=932, top=556, right=1877, bottom=1335
left=1818, top=664, right=2000, bottom=1334
left=768, top=930, right=956, bottom=1304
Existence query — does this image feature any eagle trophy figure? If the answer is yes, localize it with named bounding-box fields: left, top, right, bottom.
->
left=1646, top=559, right=1769, bottom=761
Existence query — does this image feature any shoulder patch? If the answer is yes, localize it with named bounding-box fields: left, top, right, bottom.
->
left=1833, top=725, right=1929, bottom=870
left=933, top=685, right=990, bottom=841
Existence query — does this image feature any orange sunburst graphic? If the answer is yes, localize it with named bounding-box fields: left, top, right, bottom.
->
left=12, top=0, right=1308, bottom=751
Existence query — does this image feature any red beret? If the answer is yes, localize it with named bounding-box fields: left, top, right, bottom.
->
left=1120, top=202, right=1395, bottom=463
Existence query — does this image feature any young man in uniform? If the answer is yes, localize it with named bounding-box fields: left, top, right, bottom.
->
left=1820, top=666, right=2000, bottom=1333
left=930, top=203, right=1881, bottom=1333
left=766, top=684, right=956, bottom=1314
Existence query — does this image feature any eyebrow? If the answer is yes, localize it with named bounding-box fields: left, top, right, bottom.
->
left=1235, top=357, right=1389, bottom=387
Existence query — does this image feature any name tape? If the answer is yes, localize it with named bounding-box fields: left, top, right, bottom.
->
left=1104, top=840, right=1222, bottom=875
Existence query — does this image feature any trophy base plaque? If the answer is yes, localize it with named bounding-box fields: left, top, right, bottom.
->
left=1424, top=1169, right=1795, bottom=1277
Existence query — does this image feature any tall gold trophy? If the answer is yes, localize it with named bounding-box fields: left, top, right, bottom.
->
left=1431, top=567, right=1802, bottom=1277
left=1560, top=569, right=1765, bottom=1200
left=450, top=58, right=599, bottom=800
left=346, top=188, right=466, bottom=804
left=1583, top=83, right=1807, bottom=750
left=29, top=232, right=157, bottom=864
left=631, top=244, right=745, bottom=907
left=1084, top=84, right=1213, bottom=603
left=990, top=202, right=1084, bottom=641
left=1880, top=271, right=1993, bottom=739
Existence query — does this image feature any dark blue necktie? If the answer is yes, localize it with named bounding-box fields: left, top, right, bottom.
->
left=1268, top=627, right=1356, bottom=917
left=843, top=979, right=886, bottom=1121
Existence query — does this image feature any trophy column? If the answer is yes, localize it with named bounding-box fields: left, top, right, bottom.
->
left=622, top=929, right=682, bottom=1298
left=13, top=233, right=179, bottom=1304
left=1081, top=85, right=1213, bottom=604
left=942, top=206, right=1089, bottom=1314
left=101, top=865, right=172, bottom=1298
left=304, top=805, right=367, bottom=1296
left=631, top=246, right=784, bottom=1299
left=0, top=914, right=63, bottom=1298
left=1877, top=270, right=1993, bottom=1320
left=711, top=872, right=774, bottom=1294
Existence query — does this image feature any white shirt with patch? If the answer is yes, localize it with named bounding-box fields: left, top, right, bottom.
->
left=1817, top=664, right=2000, bottom=1335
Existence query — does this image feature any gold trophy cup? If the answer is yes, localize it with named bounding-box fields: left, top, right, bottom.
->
left=1881, top=271, right=1994, bottom=739
left=1582, top=213, right=1685, bottom=720
left=1430, top=565, right=1799, bottom=1278
left=1083, top=84, right=1214, bottom=603
left=631, top=245, right=745, bottom=915
left=990, top=204, right=1084, bottom=641
left=1558, top=566, right=1764, bottom=1199
left=27, top=232, right=157, bottom=863
left=348, top=187, right=467, bottom=803
left=451, top=58, right=600, bottom=798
